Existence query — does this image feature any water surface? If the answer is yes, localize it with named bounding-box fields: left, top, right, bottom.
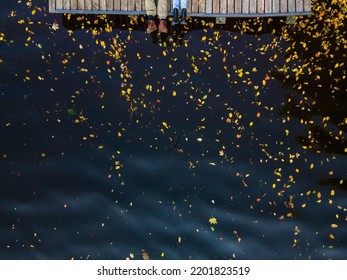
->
left=0, top=0, right=346, bottom=260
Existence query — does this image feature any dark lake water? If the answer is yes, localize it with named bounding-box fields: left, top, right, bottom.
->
left=1, top=0, right=346, bottom=260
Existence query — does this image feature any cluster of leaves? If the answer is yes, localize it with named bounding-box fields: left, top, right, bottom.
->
left=65, top=7, right=347, bottom=257
left=274, top=0, right=347, bottom=187
left=4, top=0, right=346, bottom=259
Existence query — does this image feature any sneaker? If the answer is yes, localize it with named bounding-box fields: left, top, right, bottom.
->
left=146, top=20, right=157, bottom=33
left=159, top=20, right=168, bottom=33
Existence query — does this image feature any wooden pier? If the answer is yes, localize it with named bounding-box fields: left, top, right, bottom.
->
left=49, top=0, right=312, bottom=17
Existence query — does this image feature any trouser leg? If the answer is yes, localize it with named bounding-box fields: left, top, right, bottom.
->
left=173, top=0, right=180, bottom=9
left=157, top=0, right=168, bottom=19
left=145, top=0, right=157, bottom=17
left=181, top=0, right=189, bottom=9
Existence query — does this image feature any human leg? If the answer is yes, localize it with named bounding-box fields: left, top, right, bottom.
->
left=158, top=0, right=168, bottom=33
left=181, top=0, right=189, bottom=9
left=157, top=0, right=168, bottom=19
left=172, top=0, right=180, bottom=25
left=181, top=9, right=187, bottom=24
left=145, top=0, right=157, bottom=18
left=172, top=0, right=180, bottom=9
left=181, top=1, right=188, bottom=25
left=145, top=0, right=158, bottom=33
left=172, top=7, right=179, bottom=25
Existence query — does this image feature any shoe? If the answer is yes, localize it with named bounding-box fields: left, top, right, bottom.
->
left=158, top=20, right=168, bottom=33
left=146, top=20, right=157, bottom=33
left=172, top=8, right=179, bottom=25
left=181, top=9, right=188, bottom=25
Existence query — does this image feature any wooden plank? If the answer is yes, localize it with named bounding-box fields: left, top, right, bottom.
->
left=186, top=0, right=191, bottom=12
left=49, top=0, right=56, bottom=12
left=191, top=0, right=199, bottom=13
left=265, top=0, right=272, bottom=13
left=114, top=0, right=120, bottom=10
left=92, top=0, right=99, bottom=10
left=121, top=0, right=127, bottom=10
left=56, top=0, right=62, bottom=10
left=134, top=0, right=141, bottom=11
left=128, top=0, right=134, bottom=11
left=227, top=0, right=235, bottom=14
left=242, top=0, right=249, bottom=13
left=296, top=0, right=303, bottom=12
left=288, top=0, right=296, bottom=12
left=227, top=0, right=234, bottom=14
left=213, top=0, right=219, bottom=13
left=249, top=0, right=257, bottom=13
left=71, top=0, right=77, bottom=9
left=63, top=0, right=70, bottom=10
left=199, top=0, right=206, bottom=13
left=272, top=0, right=280, bottom=13
left=77, top=0, right=84, bottom=10
left=85, top=0, right=92, bottom=10
left=303, top=0, right=311, bottom=12
left=205, top=0, right=213, bottom=13
left=235, top=0, right=241, bottom=13
left=99, top=0, right=106, bottom=10
left=50, top=0, right=311, bottom=16
left=220, top=0, right=227, bottom=14
left=280, top=0, right=288, bottom=12
left=188, top=1, right=192, bottom=13
left=257, top=0, right=264, bottom=13
left=106, top=0, right=113, bottom=10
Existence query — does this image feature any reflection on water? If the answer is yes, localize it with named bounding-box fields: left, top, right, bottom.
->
left=0, top=0, right=346, bottom=259
left=272, top=0, right=347, bottom=191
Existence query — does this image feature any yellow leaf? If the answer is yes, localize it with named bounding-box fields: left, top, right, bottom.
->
left=331, top=224, right=338, bottom=228
left=209, top=217, right=217, bottom=225
left=162, top=122, right=169, bottom=129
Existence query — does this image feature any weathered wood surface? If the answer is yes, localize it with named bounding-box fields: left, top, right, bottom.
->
left=49, top=0, right=312, bottom=16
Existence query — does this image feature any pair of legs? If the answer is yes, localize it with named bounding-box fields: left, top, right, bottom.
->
left=173, top=0, right=189, bottom=9
left=145, top=0, right=169, bottom=33
left=172, top=0, right=189, bottom=25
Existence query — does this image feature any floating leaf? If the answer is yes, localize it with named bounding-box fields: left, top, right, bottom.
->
left=162, top=121, right=169, bottom=129
left=209, top=217, right=217, bottom=225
